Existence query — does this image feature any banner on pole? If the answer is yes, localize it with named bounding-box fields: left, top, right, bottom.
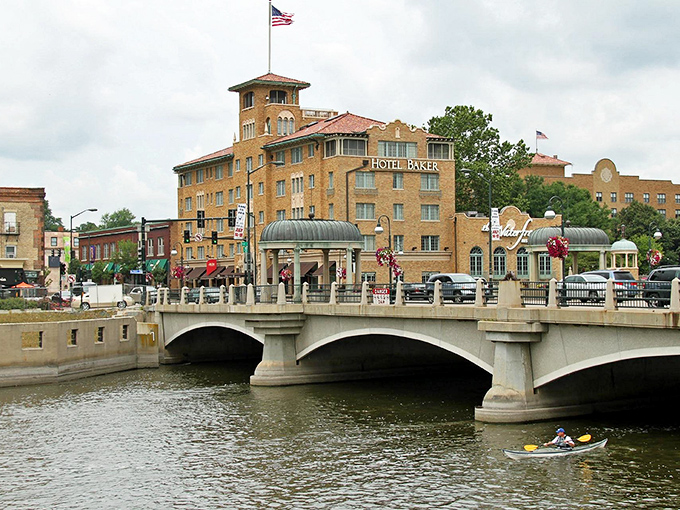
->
left=234, top=204, right=247, bottom=240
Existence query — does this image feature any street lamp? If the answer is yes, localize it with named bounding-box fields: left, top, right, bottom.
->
left=246, top=160, right=284, bottom=284
left=462, top=169, right=493, bottom=280
left=374, top=215, right=392, bottom=288
left=69, top=208, right=97, bottom=271
left=170, top=243, right=185, bottom=288
left=544, top=195, right=566, bottom=279
left=647, top=222, right=662, bottom=270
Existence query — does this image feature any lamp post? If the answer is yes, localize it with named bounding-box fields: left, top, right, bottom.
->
left=69, top=208, right=97, bottom=272
left=647, top=222, right=662, bottom=271
left=374, top=215, right=392, bottom=288
left=246, top=160, right=284, bottom=284
left=170, top=243, right=185, bottom=289
left=462, top=169, right=493, bottom=280
left=544, top=195, right=566, bottom=279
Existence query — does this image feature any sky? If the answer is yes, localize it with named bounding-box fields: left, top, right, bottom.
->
left=2, top=0, right=679, bottom=228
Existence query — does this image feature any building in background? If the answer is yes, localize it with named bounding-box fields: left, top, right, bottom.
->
left=0, top=187, right=45, bottom=288
left=172, top=73, right=456, bottom=285
left=44, top=229, right=77, bottom=294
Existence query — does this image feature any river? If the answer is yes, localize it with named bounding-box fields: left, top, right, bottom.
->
left=0, top=363, right=678, bottom=509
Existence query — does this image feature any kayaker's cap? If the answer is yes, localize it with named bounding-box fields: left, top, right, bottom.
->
left=556, top=427, right=565, bottom=433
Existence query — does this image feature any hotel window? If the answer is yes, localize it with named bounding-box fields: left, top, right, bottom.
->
left=291, top=147, right=303, bottom=164
left=611, top=208, right=617, bottom=216
left=328, top=203, right=334, bottom=220
left=215, top=165, right=223, bottom=179
left=246, top=157, right=252, bottom=173
left=265, top=118, right=271, bottom=134
left=276, top=180, right=286, bottom=196
left=258, top=182, right=264, bottom=195
left=643, top=193, right=650, bottom=203
left=625, top=192, right=634, bottom=203
left=185, top=247, right=193, bottom=259
left=259, top=211, right=264, bottom=223
left=427, top=143, right=451, bottom=159
left=342, top=139, right=367, bottom=156
left=658, top=209, right=666, bottom=216
left=356, top=203, right=375, bottom=220
left=103, top=243, right=109, bottom=259
left=259, top=154, right=264, bottom=166
left=308, top=144, right=315, bottom=157
left=243, top=92, right=254, bottom=109
left=657, top=193, right=666, bottom=204
left=393, top=172, right=403, bottom=189
left=421, top=204, right=440, bottom=221
left=355, top=171, right=375, bottom=189
left=196, top=169, right=204, bottom=183
left=394, top=203, right=404, bottom=220
left=276, top=150, right=285, bottom=164
left=539, top=253, right=552, bottom=278
left=217, top=245, right=224, bottom=258
left=676, top=194, right=680, bottom=204
left=216, top=219, right=224, bottom=232
left=74, top=238, right=79, bottom=248
left=236, top=187, right=241, bottom=199
left=247, top=183, right=253, bottom=200
left=309, top=174, right=315, bottom=188
left=228, top=189, right=234, bottom=203
left=363, top=235, right=376, bottom=251
left=5, top=245, right=16, bottom=258
left=269, top=90, right=287, bottom=104
left=185, top=222, right=193, bottom=235
left=243, top=122, right=255, bottom=140
left=393, top=235, right=404, bottom=252
left=469, top=247, right=483, bottom=277
left=276, top=210, right=286, bottom=220
left=292, top=207, right=304, bottom=219
left=216, top=191, right=224, bottom=206
left=236, top=160, right=241, bottom=172
left=158, top=237, right=164, bottom=255
left=50, top=237, right=58, bottom=247
left=178, top=175, right=184, bottom=188
left=310, top=205, right=315, bottom=217
left=595, top=192, right=602, bottom=202
left=493, top=247, right=507, bottom=278
left=229, top=244, right=234, bottom=257
left=421, top=174, right=439, bottom=191
left=196, top=193, right=205, bottom=209
left=676, top=210, right=680, bottom=218
left=227, top=161, right=233, bottom=177
left=147, top=239, right=153, bottom=257
left=421, top=236, right=439, bottom=251
left=516, top=248, right=529, bottom=278
left=378, top=141, right=417, bottom=158
left=197, top=246, right=205, bottom=260
left=328, top=172, right=334, bottom=189
left=325, top=139, right=337, bottom=157
left=361, top=272, right=376, bottom=283
left=96, top=245, right=101, bottom=260
left=184, top=172, right=192, bottom=186
left=610, top=192, right=617, bottom=203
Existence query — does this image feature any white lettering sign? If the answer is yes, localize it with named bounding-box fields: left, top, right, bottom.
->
left=371, top=158, right=439, bottom=172
left=234, top=203, right=247, bottom=240
left=481, top=218, right=534, bottom=250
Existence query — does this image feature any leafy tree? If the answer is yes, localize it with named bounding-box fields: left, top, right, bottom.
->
left=100, top=208, right=136, bottom=229
left=68, top=257, right=82, bottom=275
left=110, top=240, right=139, bottom=280
left=91, top=261, right=113, bottom=284
left=77, top=221, right=98, bottom=232
left=426, top=105, right=532, bottom=212
left=151, top=266, right=167, bottom=286
left=44, top=200, right=64, bottom=231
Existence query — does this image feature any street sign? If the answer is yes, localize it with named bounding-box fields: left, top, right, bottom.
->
left=67, top=274, right=76, bottom=283
left=372, top=288, right=390, bottom=305
left=130, top=269, right=143, bottom=274
left=194, top=232, right=203, bottom=242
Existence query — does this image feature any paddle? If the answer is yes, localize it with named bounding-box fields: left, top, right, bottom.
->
left=523, top=434, right=592, bottom=451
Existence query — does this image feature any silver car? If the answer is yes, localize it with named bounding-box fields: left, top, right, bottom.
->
left=557, top=273, right=608, bottom=303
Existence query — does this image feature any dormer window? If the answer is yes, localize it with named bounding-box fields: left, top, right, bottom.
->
left=243, top=92, right=254, bottom=109
left=269, top=90, right=287, bottom=104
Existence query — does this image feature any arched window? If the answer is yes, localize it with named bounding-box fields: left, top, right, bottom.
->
left=289, top=118, right=294, bottom=134
left=277, top=117, right=282, bottom=135
left=470, top=247, right=483, bottom=277
left=516, top=248, right=529, bottom=278
left=493, top=247, right=506, bottom=277
left=269, top=90, right=287, bottom=104
left=265, top=118, right=271, bottom=135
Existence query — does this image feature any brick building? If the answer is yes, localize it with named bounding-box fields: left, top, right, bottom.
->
left=520, top=154, right=680, bottom=219
left=44, top=229, right=79, bottom=293
left=0, top=187, right=45, bottom=287
left=172, top=73, right=456, bottom=285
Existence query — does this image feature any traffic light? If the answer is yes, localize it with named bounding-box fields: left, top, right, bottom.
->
left=351, top=251, right=356, bottom=264
left=211, top=231, right=218, bottom=244
left=184, top=230, right=191, bottom=243
left=197, top=210, right=205, bottom=228
left=227, top=209, right=236, bottom=227
left=60, top=263, right=66, bottom=276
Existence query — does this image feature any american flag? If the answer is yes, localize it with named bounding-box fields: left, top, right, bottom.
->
left=272, top=5, right=294, bottom=26
left=536, top=130, right=548, bottom=140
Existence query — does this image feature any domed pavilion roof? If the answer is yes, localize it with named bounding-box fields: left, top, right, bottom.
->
left=527, top=227, right=610, bottom=251
left=610, top=238, right=638, bottom=252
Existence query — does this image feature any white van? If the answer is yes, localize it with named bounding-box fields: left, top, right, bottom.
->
left=72, top=283, right=134, bottom=310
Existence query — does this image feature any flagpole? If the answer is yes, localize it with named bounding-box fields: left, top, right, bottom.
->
left=268, top=0, right=272, bottom=73
left=535, top=129, right=538, bottom=154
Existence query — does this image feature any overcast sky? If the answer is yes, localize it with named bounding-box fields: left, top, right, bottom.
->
left=2, top=0, right=679, bottom=227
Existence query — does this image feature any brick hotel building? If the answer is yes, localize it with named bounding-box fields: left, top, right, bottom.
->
left=172, top=73, right=457, bottom=285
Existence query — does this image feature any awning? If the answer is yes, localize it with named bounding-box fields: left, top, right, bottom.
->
left=222, top=265, right=235, bottom=276
left=206, top=265, right=226, bottom=278
left=267, top=263, right=290, bottom=278
left=184, top=267, right=205, bottom=280
left=295, top=262, right=318, bottom=275
left=12, top=282, right=34, bottom=288
left=146, top=259, right=169, bottom=271
left=103, top=262, right=116, bottom=272
left=312, top=262, right=336, bottom=276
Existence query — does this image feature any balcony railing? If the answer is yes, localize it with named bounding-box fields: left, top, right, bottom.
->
left=2, top=222, right=19, bottom=235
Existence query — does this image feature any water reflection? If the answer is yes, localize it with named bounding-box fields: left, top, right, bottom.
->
left=0, top=363, right=678, bottom=509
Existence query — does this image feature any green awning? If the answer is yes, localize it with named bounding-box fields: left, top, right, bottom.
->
left=104, top=262, right=116, bottom=272
left=146, top=259, right=169, bottom=271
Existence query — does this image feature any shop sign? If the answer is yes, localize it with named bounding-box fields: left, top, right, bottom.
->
left=370, top=158, right=439, bottom=172
left=481, top=218, right=534, bottom=250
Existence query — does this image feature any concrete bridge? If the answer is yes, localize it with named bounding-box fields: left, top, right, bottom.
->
left=152, top=280, right=680, bottom=423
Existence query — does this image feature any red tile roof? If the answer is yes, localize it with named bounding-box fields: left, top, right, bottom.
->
left=264, top=112, right=385, bottom=147
left=229, top=73, right=311, bottom=92
left=174, top=147, right=233, bottom=170
left=532, top=153, right=571, bottom=166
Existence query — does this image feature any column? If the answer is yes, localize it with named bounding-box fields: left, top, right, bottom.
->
left=259, top=249, right=267, bottom=285
left=322, top=249, right=330, bottom=285
left=345, top=247, right=353, bottom=286
left=293, top=246, right=301, bottom=302
left=272, top=250, right=279, bottom=284
left=354, top=248, right=362, bottom=283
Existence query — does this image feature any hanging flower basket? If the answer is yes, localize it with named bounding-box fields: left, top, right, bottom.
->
left=546, top=236, right=569, bottom=259
left=171, top=266, right=186, bottom=280
left=280, top=268, right=293, bottom=282
left=336, top=267, right=346, bottom=281
left=114, top=272, right=125, bottom=284
left=375, top=246, right=404, bottom=278
left=647, top=249, right=663, bottom=267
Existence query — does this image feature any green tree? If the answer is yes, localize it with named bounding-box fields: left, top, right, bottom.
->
left=68, top=257, right=82, bottom=275
left=110, top=240, right=139, bottom=280
left=426, top=105, right=532, bottom=212
left=44, top=200, right=64, bottom=231
left=151, top=266, right=167, bottom=286
left=100, top=208, right=136, bottom=229
left=77, top=221, right=98, bottom=232
left=91, top=261, right=113, bottom=284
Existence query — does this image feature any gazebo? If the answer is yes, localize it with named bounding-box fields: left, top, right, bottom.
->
left=608, top=238, right=640, bottom=278
left=527, top=226, right=611, bottom=280
left=258, top=220, right=365, bottom=299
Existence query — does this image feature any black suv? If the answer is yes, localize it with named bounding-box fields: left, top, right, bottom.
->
left=643, top=266, right=680, bottom=308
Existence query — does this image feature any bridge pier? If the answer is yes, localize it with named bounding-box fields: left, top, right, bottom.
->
left=249, top=314, right=308, bottom=386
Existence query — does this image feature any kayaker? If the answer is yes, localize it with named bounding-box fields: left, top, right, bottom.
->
left=544, top=428, right=575, bottom=449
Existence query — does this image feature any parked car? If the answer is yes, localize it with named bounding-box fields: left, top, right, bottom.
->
left=129, top=285, right=157, bottom=304
left=402, top=282, right=427, bottom=301
left=425, top=273, right=477, bottom=303
left=50, top=291, right=72, bottom=306
left=557, top=274, right=608, bottom=303
left=581, top=269, right=638, bottom=298
left=186, top=287, right=222, bottom=304
left=643, top=266, right=680, bottom=308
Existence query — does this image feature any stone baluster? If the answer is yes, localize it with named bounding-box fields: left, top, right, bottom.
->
left=277, top=282, right=287, bottom=305
left=329, top=281, right=338, bottom=305
left=394, top=280, right=404, bottom=306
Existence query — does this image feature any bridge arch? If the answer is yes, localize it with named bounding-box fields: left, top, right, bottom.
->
left=296, top=327, right=493, bottom=374
left=165, top=322, right=265, bottom=347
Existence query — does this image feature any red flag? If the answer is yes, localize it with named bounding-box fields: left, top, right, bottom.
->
left=206, top=259, right=217, bottom=276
